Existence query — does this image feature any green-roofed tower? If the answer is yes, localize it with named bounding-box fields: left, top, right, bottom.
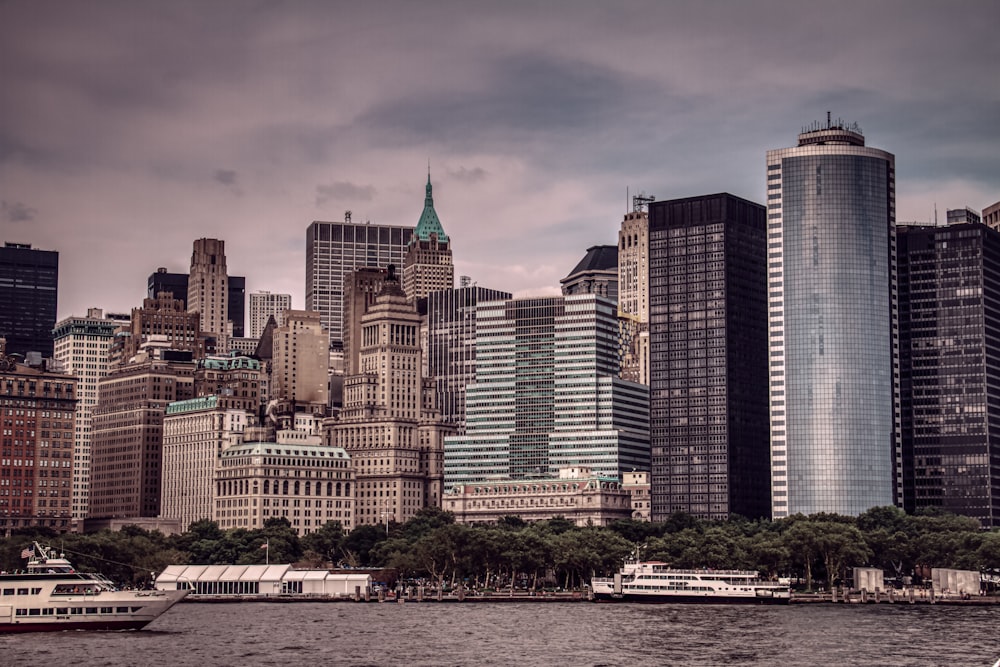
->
left=403, top=170, right=455, bottom=301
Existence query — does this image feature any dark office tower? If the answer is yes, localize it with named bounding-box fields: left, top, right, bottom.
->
left=305, top=217, right=413, bottom=345
left=560, top=245, right=619, bottom=301
left=647, top=193, right=770, bottom=521
left=228, top=276, right=245, bottom=338
left=0, top=242, right=58, bottom=358
left=898, top=221, right=1000, bottom=527
left=148, top=268, right=189, bottom=304
left=767, top=118, right=899, bottom=518
left=426, top=285, right=512, bottom=432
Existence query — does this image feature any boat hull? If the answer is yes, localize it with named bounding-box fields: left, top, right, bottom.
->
left=592, top=591, right=790, bottom=604
left=0, top=590, right=189, bottom=633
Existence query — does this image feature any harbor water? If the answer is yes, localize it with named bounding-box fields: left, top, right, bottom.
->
left=3, top=600, right=997, bottom=666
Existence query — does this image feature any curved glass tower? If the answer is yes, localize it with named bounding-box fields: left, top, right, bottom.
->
left=767, top=120, right=899, bottom=518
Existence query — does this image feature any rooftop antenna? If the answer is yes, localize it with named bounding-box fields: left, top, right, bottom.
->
left=632, top=192, right=655, bottom=213
left=934, top=203, right=938, bottom=226
left=827, top=110, right=831, bottom=129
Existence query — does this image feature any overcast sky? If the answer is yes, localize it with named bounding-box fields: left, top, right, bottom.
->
left=2, top=0, right=998, bottom=322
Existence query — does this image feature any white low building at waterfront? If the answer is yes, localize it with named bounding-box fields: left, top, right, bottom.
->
left=156, top=564, right=371, bottom=598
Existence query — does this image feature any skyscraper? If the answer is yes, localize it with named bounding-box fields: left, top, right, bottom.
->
left=618, top=208, right=651, bottom=385
left=305, top=217, right=413, bottom=345
left=149, top=266, right=245, bottom=338
left=444, top=293, right=649, bottom=489
left=53, top=307, right=131, bottom=521
left=402, top=173, right=454, bottom=301
left=647, top=193, right=770, bottom=521
left=89, top=353, right=196, bottom=520
left=187, top=238, right=229, bottom=350
left=248, top=291, right=291, bottom=339
left=0, top=242, right=58, bottom=358
left=766, top=118, right=899, bottom=518
left=271, top=310, right=329, bottom=412
left=898, top=220, right=1000, bottom=527
left=327, top=268, right=453, bottom=526
left=425, top=284, right=512, bottom=432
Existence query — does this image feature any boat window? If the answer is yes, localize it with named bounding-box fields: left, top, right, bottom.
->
left=42, top=608, right=54, bottom=616
left=117, top=607, right=130, bottom=613
left=28, top=608, right=41, bottom=616
left=17, top=588, right=28, bottom=595
left=31, top=588, right=41, bottom=595
left=71, top=608, right=83, bottom=615
left=101, top=607, right=113, bottom=614
left=2, top=588, right=12, bottom=595
left=86, top=607, right=98, bottom=614
left=56, top=607, right=68, bottom=614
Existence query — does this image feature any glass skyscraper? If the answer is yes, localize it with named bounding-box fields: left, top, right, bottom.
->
left=766, top=120, right=899, bottom=518
left=444, top=294, right=649, bottom=489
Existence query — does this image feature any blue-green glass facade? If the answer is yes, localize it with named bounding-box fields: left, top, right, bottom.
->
left=767, top=126, right=899, bottom=518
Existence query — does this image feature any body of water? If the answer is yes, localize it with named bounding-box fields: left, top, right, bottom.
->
left=3, top=601, right=998, bottom=666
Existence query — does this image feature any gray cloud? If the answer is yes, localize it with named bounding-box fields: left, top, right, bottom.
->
left=214, top=169, right=238, bottom=186
left=448, top=166, right=487, bottom=183
left=0, top=1, right=997, bottom=320
left=316, top=182, right=377, bottom=207
left=1, top=200, right=37, bottom=223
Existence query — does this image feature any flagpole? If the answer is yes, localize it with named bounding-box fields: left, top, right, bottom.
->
left=266, top=539, right=269, bottom=566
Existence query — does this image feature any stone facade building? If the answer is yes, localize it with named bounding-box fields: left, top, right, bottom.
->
left=443, top=467, right=633, bottom=527
left=215, top=433, right=354, bottom=536
left=88, top=353, right=195, bottom=520
left=326, top=269, right=454, bottom=527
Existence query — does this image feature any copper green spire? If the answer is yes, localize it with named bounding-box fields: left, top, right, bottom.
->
left=414, top=170, right=449, bottom=242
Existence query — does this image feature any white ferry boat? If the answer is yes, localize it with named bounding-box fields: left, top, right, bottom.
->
left=0, top=543, right=188, bottom=632
left=591, top=560, right=791, bottom=604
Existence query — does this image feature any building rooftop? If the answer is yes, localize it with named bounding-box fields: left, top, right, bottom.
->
left=413, top=173, right=449, bottom=243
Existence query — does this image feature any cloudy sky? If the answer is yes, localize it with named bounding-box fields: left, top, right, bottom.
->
left=2, top=0, right=998, bottom=322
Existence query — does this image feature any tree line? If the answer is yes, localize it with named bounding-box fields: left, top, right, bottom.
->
left=2, top=506, right=998, bottom=592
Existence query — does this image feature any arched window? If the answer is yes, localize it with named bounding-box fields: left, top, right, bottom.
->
left=344, top=482, right=350, bottom=496
left=326, top=482, right=333, bottom=496
left=294, top=481, right=300, bottom=495
left=282, top=480, right=289, bottom=495
left=263, top=479, right=270, bottom=495
left=336, top=482, right=342, bottom=496
left=304, top=481, right=311, bottom=496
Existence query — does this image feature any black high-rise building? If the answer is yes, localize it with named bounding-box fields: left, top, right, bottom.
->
left=648, top=193, right=770, bottom=521
left=0, top=242, right=58, bottom=358
left=228, top=276, right=245, bottom=338
left=898, top=221, right=1000, bottom=527
left=147, top=268, right=245, bottom=338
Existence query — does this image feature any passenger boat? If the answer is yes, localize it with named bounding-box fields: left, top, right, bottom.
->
left=591, top=560, right=791, bottom=604
left=0, top=543, right=189, bottom=632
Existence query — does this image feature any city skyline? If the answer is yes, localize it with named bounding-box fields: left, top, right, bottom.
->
left=2, top=1, right=998, bottom=322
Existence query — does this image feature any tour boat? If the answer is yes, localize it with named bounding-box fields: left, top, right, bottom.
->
left=0, top=543, right=188, bottom=632
left=591, top=560, right=791, bottom=604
